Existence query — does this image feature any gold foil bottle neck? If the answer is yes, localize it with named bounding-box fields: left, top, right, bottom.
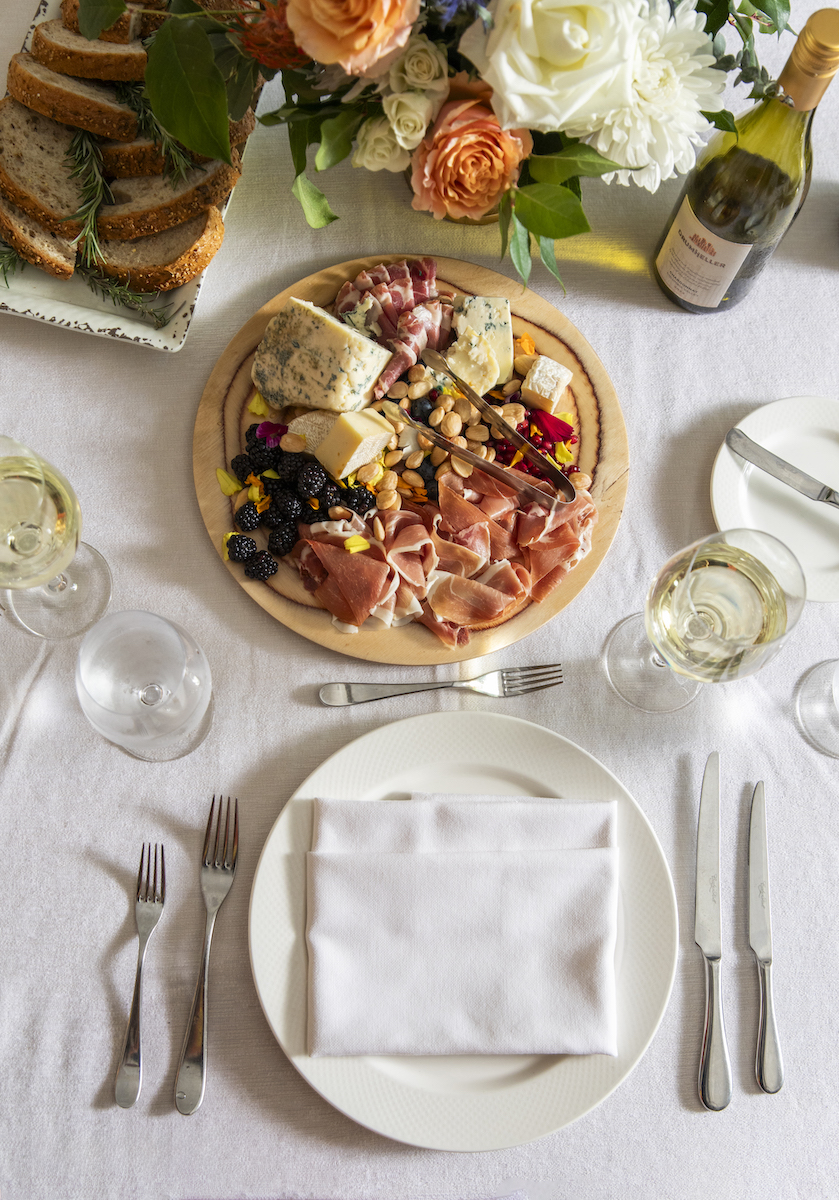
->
left=779, top=8, right=839, bottom=110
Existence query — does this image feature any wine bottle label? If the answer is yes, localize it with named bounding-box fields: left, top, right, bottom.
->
left=656, top=197, right=753, bottom=308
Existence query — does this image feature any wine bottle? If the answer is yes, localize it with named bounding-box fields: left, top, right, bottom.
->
left=654, top=8, right=839, bottom=312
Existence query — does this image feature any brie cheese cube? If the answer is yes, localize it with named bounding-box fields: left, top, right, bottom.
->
left=314, top=409, right=394, bottom=479
left=446, top=322, right=499, bottom=397
left=252, top=297, right=393, bottom=412
left=520, top=355, right=574, bottom=414
left=454, top=296, right=514, bottom=385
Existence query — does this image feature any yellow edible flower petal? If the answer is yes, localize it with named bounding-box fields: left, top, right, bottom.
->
left=510, top=449, right=524, bottom=468
left=248, top=392, right=274, bottom=417
left=216, top=468, right=244, bottom=496
left=553, top=442, right=574, bottom=464
left=248, top=484, right=262, bottom=502
left=557, top=412, right=575, bottom=426
left=221, top=531, right=235, bottom=561
left=344, top=536, right=371, bottom=554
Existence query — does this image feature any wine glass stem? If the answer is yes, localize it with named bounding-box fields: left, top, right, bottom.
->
left=46, top=572, right=73, bottom=596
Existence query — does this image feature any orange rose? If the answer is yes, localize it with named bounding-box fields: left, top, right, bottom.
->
left=286, top=0, right=420, bottom=77
left=410, top=99, right=533, bottom=222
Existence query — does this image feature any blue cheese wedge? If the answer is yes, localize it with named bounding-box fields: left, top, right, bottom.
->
left=520, top=355, right=574, bottom=414
left=340, top=293, right=382, bottom=339
left=252, top=297, right=392, bottom=412
left=446, top=322, right=499, bottom=396
left=314, top=409, right=395, bottom=479
left=454, top=296, right=514, bottom=385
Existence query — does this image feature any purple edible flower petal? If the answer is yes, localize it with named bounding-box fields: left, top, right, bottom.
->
left=257, top=420, right=288, bottom=448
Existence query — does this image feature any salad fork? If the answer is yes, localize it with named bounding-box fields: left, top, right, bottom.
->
left=319, top=663, right=564, bottom=705
left=175, top=795, right=238, bottom=1115
left=115, top=843, right=165, bottom=1109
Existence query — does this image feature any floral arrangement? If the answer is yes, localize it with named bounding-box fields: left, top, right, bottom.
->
left=78, top=0, right=793, bottom=284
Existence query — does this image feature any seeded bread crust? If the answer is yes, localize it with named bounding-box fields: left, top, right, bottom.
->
left=0, top=192, right=76, bottom=278
left=99, top=206, right=225, bottom=292
left=7, top=53, right=138, bottom=142
left=97, top=155, right=241, bottom=239
left=0, top=98, right=84, bottom=236
left=101, top=110, right=256, bottom=177
left=32, top=20, right=147, bottom=82
left=60, top=0, right=166, bottom=42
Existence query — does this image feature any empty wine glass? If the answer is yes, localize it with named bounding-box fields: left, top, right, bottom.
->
left=604, top=528, right=807, bottom=713
left=0, top=436, right=112, bottom=639
left=795, top=660, right=839, bottom=757
left=76, top=610, right=213, bottom=761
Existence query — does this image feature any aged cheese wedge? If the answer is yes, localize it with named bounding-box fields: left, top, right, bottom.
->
left=315, top=409, right=395, bottom=479
left=446, top=322, right=499, bottom=396
left=252, top=298, right=393, bottom=412
left=520, top=355, right=573, bottom=414
left=454, top=296, right=514, bottom=384
left=288, top=409, right=340, bottom=453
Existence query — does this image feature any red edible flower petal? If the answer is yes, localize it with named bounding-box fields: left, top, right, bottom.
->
left=530, top=409, right=574, bottom=442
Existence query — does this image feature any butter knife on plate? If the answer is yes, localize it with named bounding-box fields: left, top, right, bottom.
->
left=726, top=427, right=839, bottom=509
left=695, top=751, right=732, bottom=1112
left=749, top=781, right=784, bottom=1094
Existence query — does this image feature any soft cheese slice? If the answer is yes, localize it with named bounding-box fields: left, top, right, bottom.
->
left=341, top=293, right=381, bottom=339
left=315, top=409, right=395, bottom=479
left=454, top=296, right=514, bottom=384
left=520, top=355, right=574, bottom=414
left=446, top=323, right=499, bottom=397
left=288, top=409, right=340, bottom=453
left=252, top=297, right=393, bottom=412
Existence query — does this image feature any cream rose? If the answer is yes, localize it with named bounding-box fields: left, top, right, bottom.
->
left=287, top=0, right=420, bottom=77
left=383, top=90, right=434, bottom=150
left=353, top=115, right=412, bottom=171
left=388, top=33, right=450, bottom=98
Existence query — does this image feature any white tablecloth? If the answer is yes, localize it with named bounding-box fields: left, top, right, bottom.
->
left=1, top=2, right=837, bottom=1197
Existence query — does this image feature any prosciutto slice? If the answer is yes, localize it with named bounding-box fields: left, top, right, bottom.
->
left=306, top=539, right=391, bottom=627
left=426, top=571, right=513, bottom=626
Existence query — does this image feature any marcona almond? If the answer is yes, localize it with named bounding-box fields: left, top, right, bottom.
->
left=401, top=468, right=425, bottom=489
left=465, top=406, right=482, bottom=426
left=435, top=463, right=450, bottom=481
left=417, top=433, right=433, bottom=450
left=475, top=444, right=488, bottom=459
left=399, top=398, right=411, bottom=410
left=440, top=395, right=455, bottom=413
left=328, top=505, right=352, bottom=520
left=280, top=432, right=306, bottom=453
left=430, top=446, right=448, bottom=466
left=376, top=489, right=399, bottom=510
left=408, top=380, right=432, bottom=399
left=387, top=434, right=399, bottom=451
left=452, top=395, right=471, bottom=421
left=451, top=434, right=467, bottom=449
left=405, top=450, right=424, bottom=470
left=502, top=378, right=521, bottom=396
left=407, top=364, right=425, bottom=382
left=429, top=406, right=445, bottom=427
left=384, top=449, right=403, bottom=467
left=440, top=412, right=462, bottom=438
left=356, top=462, right=380, bottom=484
left=502, top=402, right=526, bottom=426
left=372, top=516, right=385, bottom=540
left=387, top=381, right=409, bottom=399
left=568, top=471, right=592, bottom=490
left=485, top=446, right=496, bottom=463
left=465, top=424, right=489, bottom=442
left=379, top=469, right=399, bottom=491
left=451, top=457, right=473, bottom=478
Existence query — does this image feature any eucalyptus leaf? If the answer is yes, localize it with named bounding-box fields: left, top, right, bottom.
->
left=145, top=18, right=232, bottom=163
left=292, top=173, right=339, bottom=228
left=77, top=0, right=127, bottom=40
left=701, top=108, right=738, bottom=132
left=529, top=144, right=625, bottom=185
left=498, top=191, right=512, bottom=261
left=508, top=213, right=532, bottom=288
left=537, top=236, right=565, bottom=290
left=315, top=110, right=364, bottom=172
left=513, top=183, right=591, bottom=240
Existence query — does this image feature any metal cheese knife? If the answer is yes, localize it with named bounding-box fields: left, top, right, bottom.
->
left=695, top=751, right=732, bottom=1112
left=726, top=427, right=839, bottom=508
left=749, top=781, right=784, bottom=1094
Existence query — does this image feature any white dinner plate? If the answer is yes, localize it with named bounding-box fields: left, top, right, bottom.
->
left=248, top=712, right=678, bottom=1151
left=711, top=395, right=839, bottom=602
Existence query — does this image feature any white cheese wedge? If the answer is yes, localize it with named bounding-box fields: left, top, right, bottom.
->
left=287, top=409, right=340, bottom=453
left=340, top=293, right=382, bottom=339
left=446, top=322, right=499, bottom=397
left=252, top=297, right=393, bottom=412
left=454, top=296, right=514, bottom=385
left=520, top=355, right=574, bottom=414
left=314, top=409, right=395, bottom=479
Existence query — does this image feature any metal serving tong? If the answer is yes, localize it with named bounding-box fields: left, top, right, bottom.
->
left=422, top=347, right=576, bottom=504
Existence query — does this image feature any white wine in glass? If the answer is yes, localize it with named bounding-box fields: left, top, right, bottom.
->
left=0, top=437, right=112, bottom=639
left=605, top=529, right=806, bottom=713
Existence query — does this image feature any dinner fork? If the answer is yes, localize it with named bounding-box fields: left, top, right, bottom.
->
left=175, top=795, right=238, bottom=1115
left=319, top=663, right=564, bottom=706
left=115, top=843, right=165, bottom=1109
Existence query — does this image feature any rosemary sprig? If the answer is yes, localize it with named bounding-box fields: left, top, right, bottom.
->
left=115, top=82, right=195, bottom=186
left=79, top=267, right=173, bottom=330
left=65, top=130, right=114, bottom=268
left=0, top=238, right=26, bottom=286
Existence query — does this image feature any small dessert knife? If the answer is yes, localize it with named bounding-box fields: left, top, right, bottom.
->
left=749, top=781, right=784, bottom=1094
left=726, top=427, right=839, bottom=508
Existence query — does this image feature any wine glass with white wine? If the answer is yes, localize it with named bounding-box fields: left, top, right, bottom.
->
left=604, top=528, right=806, bottom=713
left=0, top=436, right=112, bottom=639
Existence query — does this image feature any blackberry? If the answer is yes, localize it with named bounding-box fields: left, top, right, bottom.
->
left=297, top=462, right=328, bottom=500
left=260, top=504, right=291, bottom=530
left=341, top=486, right=374, bottom=516
left=230, top=453, right=254, bottom=483
left=319, top=482, right=342, bottom=511
left=260, top=473, right=287, bottom=496
left=267, top=522, right=299, bottom=558
left=245, top=423, right=262, bottom=446
left=417, top=457, right=436, bottom=483
left=235, top=501, right=261, bottom=532
left=226, top=534, right=258, bottom=562
left=244, top=551, right=279, bottom=580
left=271, top=490, right=304, bottom=523
left=247, top=442, right=276, bottom=473
left=410, top=396, right=434, bottom=423
left=274, top=451, right=303, bottom=483
left=425, top=479, right=439, bottom=504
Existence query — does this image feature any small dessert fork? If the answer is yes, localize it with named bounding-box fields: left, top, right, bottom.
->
left=115, top=843, right=165, bottom=1109
left=319, top=663, right=564, bottom=705
left=175, top=795, right=238, bottom=1115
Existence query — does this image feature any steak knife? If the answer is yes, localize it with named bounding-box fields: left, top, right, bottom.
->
left=726, top=427, right=839, bottom=509
left=749, top=782, right=784, bottom=1094
left=695, top=751, right=732, bottom=1111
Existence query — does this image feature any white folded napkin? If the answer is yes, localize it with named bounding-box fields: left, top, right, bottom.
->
left=306, top=795, right=619, bottom=1058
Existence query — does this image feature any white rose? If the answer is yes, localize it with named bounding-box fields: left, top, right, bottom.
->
left=389, top=33, right=450, bottom=98
left=352, top=116, right=412, bottom=172
left=383, top=90, right=434, bottom=150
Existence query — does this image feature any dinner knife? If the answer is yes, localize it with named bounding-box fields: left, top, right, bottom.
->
left=695, top=751, right=732, bottom=1112
left=725, top=427, right=839, bottom=509
left=749, top=781, right=784, bottom=1094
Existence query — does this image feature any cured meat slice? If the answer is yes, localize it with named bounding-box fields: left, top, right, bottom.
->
left=415, top=603, right=471, bottom=648
left=426, top=571, right=511, bottom=626
left=451, top=522, right=491, bottom=563
left=429, top=528, right=486, bottom=577
left=306, top=538, right=391, bottom=627
left=373, top=342, right=416, bottom=398
left=476, top=559, right=531, bottom=603
left=517, top=490, right=597, bottom=547
left=370, top=282, right=399, bottom=339
left=387, top=261, right=414, bottom=313
left=409, top=257, right=437, bottom=303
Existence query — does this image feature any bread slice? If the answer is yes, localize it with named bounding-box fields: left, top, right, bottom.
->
left=60, top=0, right=165, bottom=43
left=98, top=206, right=225, bottom=291
left=0, top=192, right=76, bottom=278
left=0, top=98, right=84, bottom=236
left=100, top=110, right=256, bottom=178
left=7, top=53, right=138, bottom=142
left=31, top=20, right=147, bottom=82
left=97, top=155, right=241, bottom=238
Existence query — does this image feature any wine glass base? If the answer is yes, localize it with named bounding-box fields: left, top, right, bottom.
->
left=795, top=660, right=839, bottom=758
left=604, top=613, right=701, bottom=713
left=4, top=543, right=112, bottom=639
left=114, top=693, right=215, bottom=762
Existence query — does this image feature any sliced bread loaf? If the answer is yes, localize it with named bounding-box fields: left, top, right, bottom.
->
left=100, top=110, right=256, bottom=178
left=0, top=98, right=84, bottom=236
left=97, top=156, right=241, bottom=239
left=32, top=20, right=147, bottom=82
left=99, top=206, right=225, bottom=291
left=0, top=192, right=76, bottom=279
left=60, top=0, right=165, bottom=43
left=7, top=53, right=138, bottom=142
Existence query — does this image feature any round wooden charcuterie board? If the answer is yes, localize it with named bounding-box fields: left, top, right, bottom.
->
left=193, top=254, right=629, bottom=664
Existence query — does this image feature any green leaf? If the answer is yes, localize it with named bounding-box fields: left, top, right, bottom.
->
left=701, top=108, right=738, bottom=132
left=168, top=0, right=205, bottom=13
left=513, top=183, right=591, bottom=240
left=749, top=0, right=791, bottom=32
left=258, top=102, right=300, bottom=127
left=77, top=0, right=127, bottom=40
left=528, top=144, right=625, bottom=185
left=315, top=109, right=364, bottom=172
left=288, top=116, right=315, bottom=176
left=292, top=173, right=339, bottom=229
left=537, top=236, right=565, bottom=290
left=145, top=18, right=232, bottom=164
left=498, top=191, right=512, bottom=261
left=508, top=213, right=532, bottom=288
left=697, top=0, right=733, bottom=35
left=226, top=56, right=259, bottom=122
